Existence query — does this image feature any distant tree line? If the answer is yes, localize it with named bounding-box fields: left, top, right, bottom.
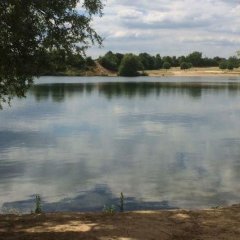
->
left=39, top=50, right=240, bottom=77
left=98, top=51, right=240, bottom=76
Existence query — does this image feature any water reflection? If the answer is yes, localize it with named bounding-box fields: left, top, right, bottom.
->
left=1, top=77, right=240, bottom=212
left=2, top=185, right=175, bottom=213
left=29, top=82, right=240, bottom=101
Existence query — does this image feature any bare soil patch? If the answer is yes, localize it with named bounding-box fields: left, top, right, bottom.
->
left=1, top=204, right=240, bottom=240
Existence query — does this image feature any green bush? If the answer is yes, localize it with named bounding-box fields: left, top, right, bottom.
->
left=180, top=62, right=192, bottom=70
left=162, top=61, right=171, bottom=69
left=219, top=61, right=228, bottom=70
left=118, top=54, right=143, bottom=76
left=227, top=62, right=234, bottom=70
left=228, top=56, right=239, bottom=68
left=99, top=51, right=119, bottom=71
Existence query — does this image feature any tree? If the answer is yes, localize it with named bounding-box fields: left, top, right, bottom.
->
left=0, top=0, right=103, bottom=108
left=118, top=54, right=143, bottom=77
left=162, top=61, right=171, bottom=70
left=162, top=56, right=172, bottom=66
left=219, top=61, right=235, bottom=70
left=180, top=62, right=192, bottom=70
left=85, top=57, right=96, bottom=67
left=99, top=51, right=119, bottom=71
left=219, top=61, right=228, bottom=70
left=177, top=56, right=186, bottom=65
left=228, top=56, right=239, bottom=68
left=154, top=54, right=162, bottom=69
left=186, top=51, right=203, bottom=67
left=227, top=62, right=234, bottom=70
left=171, top=56, right=179, bottom=67
left=139, top=53, right=156, bottom=70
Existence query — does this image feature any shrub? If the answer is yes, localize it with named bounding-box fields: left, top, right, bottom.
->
left=34, top=195, right=42, bottom=214
left=99, top=51, right=119, bottom=71
left=180, top=62, right=192, bottom=70
left=103, top=205, right=116, bottom=214
left=162, top=61, right=171, bottom=69
left=118, top=54, right=143, bottom=76
left=219, top=61, right=228, bottom=70
left=227, top=62, right=234, bottom=70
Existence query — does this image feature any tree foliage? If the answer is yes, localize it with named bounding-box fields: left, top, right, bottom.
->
left=0, top=0, right=103, bottom=107
left=99, top=51, right=119, bottom=71
left=180, top=62, right=192, bottom=70
left=186, top=52, right=203, bottom=67
left=227, top=62, right=234, bottom=70
left=219, top=59, right=238, bottom=70
left=98, top=51, right=231, bottom=73
left=154, top=54, right=162, bottom=69
left=219, top=61, right=228, bottom=70
left=162, top=61, right=171, bottom=70
left=138, top=53, right=156, bottom=70
left=118, top=54, right=143, bottom=77
left=228, top=56, right=239, bottom=68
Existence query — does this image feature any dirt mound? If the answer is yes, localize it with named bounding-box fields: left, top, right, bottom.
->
left=85, top=61, right=117, bottom=76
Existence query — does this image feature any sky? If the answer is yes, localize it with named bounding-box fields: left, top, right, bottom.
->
left=84, top=0, right=240, bottom=58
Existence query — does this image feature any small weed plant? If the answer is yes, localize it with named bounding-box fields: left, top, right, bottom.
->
left=103, top=204, right=116, bottom=214
left=119, top=192, right=124, bottom=212
left=34, top=195, right=42, bottom=214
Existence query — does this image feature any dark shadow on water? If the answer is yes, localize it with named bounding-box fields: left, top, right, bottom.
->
left=29, top=81, right=240, bottom=101
left=2, top=184, right=176, bottom=213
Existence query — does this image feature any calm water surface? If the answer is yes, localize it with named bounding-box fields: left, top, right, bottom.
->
left=1, top=76, right=240, bottom=212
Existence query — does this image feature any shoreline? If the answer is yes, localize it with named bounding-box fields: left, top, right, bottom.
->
left=41, top=67, right=240, bottom=78
left=1, top=204, right=240, bottom=239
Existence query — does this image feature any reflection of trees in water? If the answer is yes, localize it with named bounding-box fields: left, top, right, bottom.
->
left=2, top=184, right=175, bottom=212
left=29, top=82, right=240, bottom=102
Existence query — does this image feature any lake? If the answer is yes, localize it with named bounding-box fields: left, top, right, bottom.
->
left=1, top=76, right=240, bottom=212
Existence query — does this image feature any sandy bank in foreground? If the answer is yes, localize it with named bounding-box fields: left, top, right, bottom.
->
left=146, top=67, right=240, bottom=77
left=0, top=204, right=240, bottom=240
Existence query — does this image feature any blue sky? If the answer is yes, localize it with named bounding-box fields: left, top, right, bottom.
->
left=82, top=0, right=240, bottom=58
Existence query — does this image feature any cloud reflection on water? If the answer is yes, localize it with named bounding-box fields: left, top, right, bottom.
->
left=0, top=78, right=240, bottom=212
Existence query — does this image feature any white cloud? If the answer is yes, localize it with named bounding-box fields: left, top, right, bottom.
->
left=86, top=0, right=240, bottom=57
left=118, top=8, right=143, bottom=19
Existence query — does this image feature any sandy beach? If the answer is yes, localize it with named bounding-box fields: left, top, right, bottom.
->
left=146, top=67, right=240, bottom=77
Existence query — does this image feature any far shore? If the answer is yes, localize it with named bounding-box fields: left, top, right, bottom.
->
left=42, top=67, right=240, bottom=78
left=145, top=67, right=240, bottom=77
left=1, top=204, right=240, bottom=239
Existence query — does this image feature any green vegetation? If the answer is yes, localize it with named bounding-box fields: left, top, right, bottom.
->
left=139, top=53, right=156, bottom=70
left=0, top=0, right=103, bottom=107
left=162, top=61, right=171, bottom=70
left=99, top=51, right=123, bottom=71
left=180, top=62, right=192, bottom=70
left=219, top=61, right=228, bottom=70
left=228, top=56, right=239, bottom=68
left=219, top=60, right=237, bottom=70
left=227, top=62, right=234, bottom=70
left=118, top=54, right=143, bottom=76
left=119, top=192, right=124, bottom=212
left=103, top=205, right=116, bottom=214
left=98, top=50, right=240, bottom=76
left=103, top=192, right=125, bottom=214
left=40, top=50, right=96, bottom=76
left=34, top=195, right=42, bottom=214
